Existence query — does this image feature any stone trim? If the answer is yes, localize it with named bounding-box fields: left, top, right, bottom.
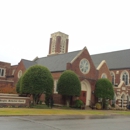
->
left=0, top=79, right=14, bottom=82
left=0, top=96, right=30, bottom=99
left=70, top=47, right=86, bottom=64
left=97, top=60, right=106, bottom=70
left=117, top=81, right=124, bottom=88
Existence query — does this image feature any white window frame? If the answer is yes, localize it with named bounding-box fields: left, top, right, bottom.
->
left=60, top=42, right=66, bottom=53
left=120, top=70, right=129, bottom=85
left=79, top=58, right=90, bottom=74
left=111, top=71, right=115, bottom=85
left=101, top=73, right=107, bottom=79
left=54, top=80, right=58, bottom=94
left=18, top=70, right=22, bottom=79
left=0, top=68, right=5, bottom=77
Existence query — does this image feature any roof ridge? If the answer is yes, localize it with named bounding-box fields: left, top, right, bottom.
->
left=37, top=50, right=81, bottom=59
left=91, top=48, right=130, bottom=56
left=22, top=59, right=36, bottom=63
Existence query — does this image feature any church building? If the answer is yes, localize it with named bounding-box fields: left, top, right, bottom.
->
left=1, top=31, right=130, bottom=108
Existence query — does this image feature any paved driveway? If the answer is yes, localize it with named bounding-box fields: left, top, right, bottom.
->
left=0, top=115, right=130, bottom=130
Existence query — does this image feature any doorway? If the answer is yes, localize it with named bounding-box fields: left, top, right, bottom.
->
left=80, top=80, right=91, bottom=106
left=79, top=91, right=87, bottom=105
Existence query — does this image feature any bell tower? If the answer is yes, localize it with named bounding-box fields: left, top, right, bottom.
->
left=48, top=31, right=69, bottom=55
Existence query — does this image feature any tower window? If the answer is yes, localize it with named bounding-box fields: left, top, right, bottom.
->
left=0, top=68, right=5, bottom=77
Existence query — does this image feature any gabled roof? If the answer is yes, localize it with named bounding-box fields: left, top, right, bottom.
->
left=21, top=50, right=80, bottom=72
left=22, top=59, right=37, bottom=69
left=21, top=48, right=130, bottom=72
left=91, top=49, right=130, bottom=69
left=35, top=50, right=80, bottom=72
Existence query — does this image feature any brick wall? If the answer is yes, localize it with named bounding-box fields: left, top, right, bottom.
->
left=67, top=48, right=98, bottom=81
left=13, top=60, right=26, bottom=85
left=98, top=61, right=112, bottom=81
left=66, top=48, right=98, bottom=105
left=0, top=61, right=16, bottom=92
left=0, top=61, right=11, bottom=80
left=110, top=69, right=130, bottom=86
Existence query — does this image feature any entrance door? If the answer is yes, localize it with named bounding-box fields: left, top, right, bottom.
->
left=79, top=91, right=87, bottom=105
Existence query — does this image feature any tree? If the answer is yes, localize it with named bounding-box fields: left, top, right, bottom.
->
left=21, top=65, right=54, bottom=105
left=16, top=76, right=23, bottom=94
left=57, top=70, right=81, bottom=106
left=95, top=78, right=114, bottom=109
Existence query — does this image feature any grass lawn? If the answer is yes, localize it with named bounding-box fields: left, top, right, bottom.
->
left=0, top=108, right=130, bottom=116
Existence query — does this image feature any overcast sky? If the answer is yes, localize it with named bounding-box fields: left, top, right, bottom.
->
left=0, top=0, right=130, bottom=65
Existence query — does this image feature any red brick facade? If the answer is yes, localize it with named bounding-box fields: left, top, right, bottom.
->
left=0, top=61, right=17, bottom=92
left=1, top=32, right=130, bottom=108
left=97, top=61, right=112, bottom=81
left=13, top=60, right=26, bottom=85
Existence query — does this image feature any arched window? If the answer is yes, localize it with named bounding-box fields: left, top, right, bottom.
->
left=121, top=71, right=129, bottom=85
left=111, top=72, right=115, bottom=85
left=0, top=68, right=5, bottom=77
left=101, top=73, right=107, bottom=79
left=51, top=42, right=56, bottom=53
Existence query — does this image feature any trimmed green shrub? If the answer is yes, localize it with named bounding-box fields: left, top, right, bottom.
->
left=45, top=94, right=50, bottom=107
left=95, top=79, right=114, bottom=109
left=21, top=65, right=54, bottom=105
left=74, top=99, right=84, bottom=108
left=16, top=76, right=23, bottom=94
left=57, top=70, right=81, bottom=106
left=57, top=70, right=81, bottom=96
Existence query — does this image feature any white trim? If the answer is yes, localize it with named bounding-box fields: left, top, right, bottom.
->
left=117, top=81, right=124, bottom=88
left=54, top=80, right=58, bottom=94
left=70, top=47, right=87, bottom=64
left=0, top=68, right=6, bottom=77
left=79, top=58, right=90, bottom=74
left=0, top=79, right=14, bottom=82
left=97, top=60, right=106, bottom=70
left=18, top=70, right=22, bottom=79
left=0, top=96, right=30, bottom=99
left=81, top=80, right=91, bottom=106
left=111, top=71, right=115, bottom=85
left=101, top=73, right=107, bottom=79
left=0, top=93, right=18, bottom=96
left=120, top=70, right=129, bottom=85
left=12, top=70, right=15, bottom=75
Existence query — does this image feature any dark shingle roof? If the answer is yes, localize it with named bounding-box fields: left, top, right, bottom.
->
left=91, top=49, right=130, bottom=69
left=35, top=50, right=80, bottom=72
left=22, top=59, right=37, bottom=69
left=22, top=49, right=130, bottom=71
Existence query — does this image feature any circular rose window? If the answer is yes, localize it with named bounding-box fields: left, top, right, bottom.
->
left=18, top=70, right=22, bottom=78
left=79, top=58, right=90, bottom=74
